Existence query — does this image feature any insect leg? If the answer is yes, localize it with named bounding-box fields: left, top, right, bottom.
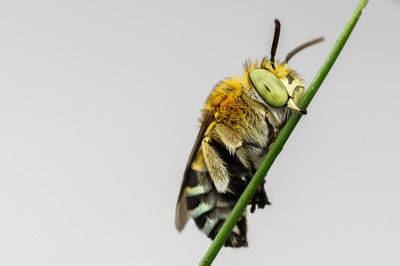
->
left=245, top=176, right=271, bottom=213
left=202, top=137, right=231, bottom=193
left=213, top=123, right=243, bottom=155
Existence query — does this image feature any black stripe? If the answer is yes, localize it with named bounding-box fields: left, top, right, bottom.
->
left=185, top=169, right=198, bottom=188
left=186, top=194, right=203, bottom=211
left=208, top=219, right=224, bottom=239
left=193, top=210, right=211, bottom=229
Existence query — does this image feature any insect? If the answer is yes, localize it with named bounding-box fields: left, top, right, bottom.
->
left=175, top=19, right=323, bottom=247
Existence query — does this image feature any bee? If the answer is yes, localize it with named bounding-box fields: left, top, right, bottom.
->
left=175, top=19, right=323, bottom=247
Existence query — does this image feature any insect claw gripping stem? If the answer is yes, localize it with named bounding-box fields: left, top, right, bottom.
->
left=249, top=181, right=270, bottom=213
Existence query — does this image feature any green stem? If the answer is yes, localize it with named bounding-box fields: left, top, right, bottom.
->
left=198, top=0, right=369, bottom=265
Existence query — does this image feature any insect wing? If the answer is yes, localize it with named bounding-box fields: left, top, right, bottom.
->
left=175, top=110, right=214, bottom=231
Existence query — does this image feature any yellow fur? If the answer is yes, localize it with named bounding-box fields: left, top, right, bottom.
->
left=205, top=59, right=303, bottom=128
left=190, top=59, right=305, bottom=193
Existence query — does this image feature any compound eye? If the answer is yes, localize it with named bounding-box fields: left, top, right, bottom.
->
left=249, top=68, right=289, bottom=108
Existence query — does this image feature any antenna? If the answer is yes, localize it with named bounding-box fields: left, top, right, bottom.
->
left=270, top=19, right=281, bottom=70
left=284, top=37, right=324, bottom=63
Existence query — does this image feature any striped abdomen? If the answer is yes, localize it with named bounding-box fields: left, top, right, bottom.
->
left=184, top=168, right=249, bottom=247
left=183, top=138, right=271, bottom=247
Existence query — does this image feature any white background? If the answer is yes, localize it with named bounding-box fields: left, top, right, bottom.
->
left=1, top=0, right=399, bottom=265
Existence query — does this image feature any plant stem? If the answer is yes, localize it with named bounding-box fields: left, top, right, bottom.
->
left=198, top=0, right=369, bottom=265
